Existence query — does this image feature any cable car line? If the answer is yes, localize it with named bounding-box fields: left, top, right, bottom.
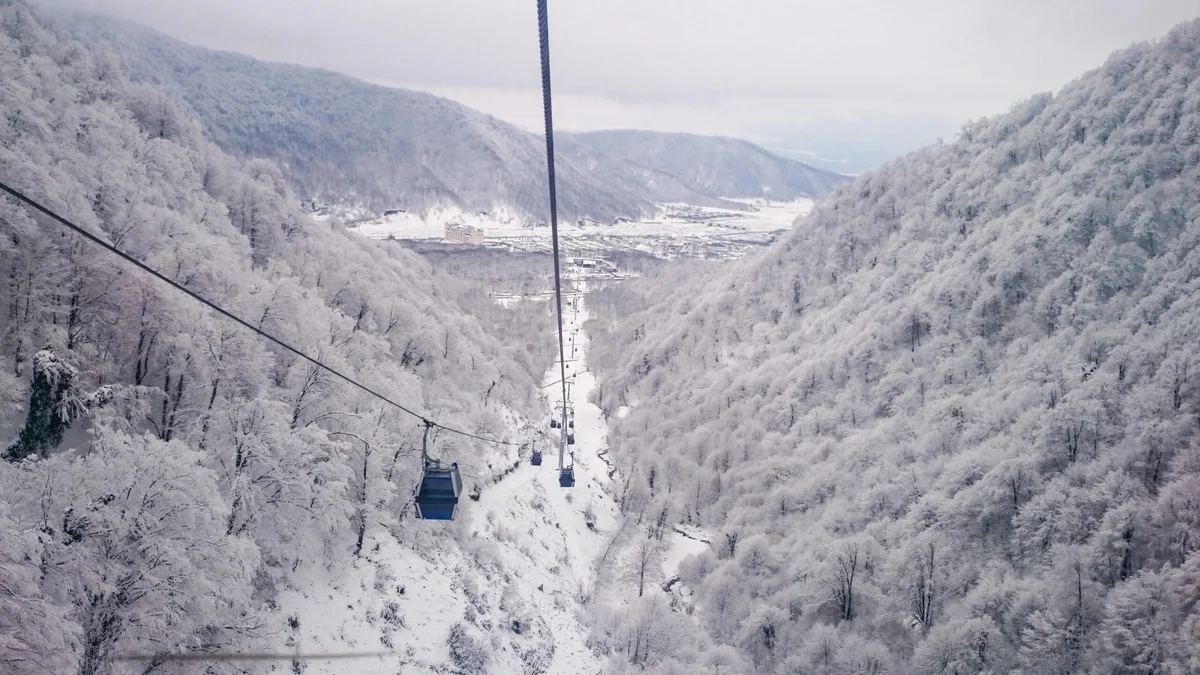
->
left=0, top=179, right=521, bottom=448
left=537, top=0, right=576, bottom=488
left=537, top=0, right=571, bottom=441
left=115, top=650, right=398, bottom=663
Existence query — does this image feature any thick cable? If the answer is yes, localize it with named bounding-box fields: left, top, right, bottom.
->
left=116, top=651, right=396, bottom=663
left=536, top=0, right=572, bottom=469
left=0, top=180, right=520, bottom=447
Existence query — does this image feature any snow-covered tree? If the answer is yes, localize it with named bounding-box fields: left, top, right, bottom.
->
left=0, top=3, right=555, bottom=671
left=586, top=16, right=1200, bottom=672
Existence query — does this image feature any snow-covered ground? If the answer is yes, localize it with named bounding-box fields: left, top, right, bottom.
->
left=352, top=199, right=813, bottom=243
left=273, top=289, right=633, bottom=674
left=353, top=204, right=530, bottom=241
left=662, top=525, right=711, bottom=581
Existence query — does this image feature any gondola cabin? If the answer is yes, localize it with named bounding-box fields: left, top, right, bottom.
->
left=559, top=466, right=575, bottom=487
left=415, top=462, right=462, bottom=520
left=567, top=433, right=575, bottom=445
left=531, top=450, right=543, bottom=466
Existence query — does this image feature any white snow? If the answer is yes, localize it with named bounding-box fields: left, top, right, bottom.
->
left=353, top=204, right=531, bottom=241
left=662, top=527, right=712, bottom=580
left=273, top=286, right=626, bottom=674
left=353, top=199, right=814, bottom=243
left=275, top=537, right=466, bottom=673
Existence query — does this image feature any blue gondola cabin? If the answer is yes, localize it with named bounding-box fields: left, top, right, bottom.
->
left=415, top=462, right=463, bottom=520
left=531, top=450, right=543, bottom=466
left=559, top=466, right=575, bottom=487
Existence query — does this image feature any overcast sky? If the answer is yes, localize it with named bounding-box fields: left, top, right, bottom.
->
left=49, top=0, right=1200, bottom=172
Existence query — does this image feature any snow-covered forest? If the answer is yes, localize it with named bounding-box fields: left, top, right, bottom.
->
left=0, top=3, right=573, bottom=672
left=6, top=0, right=1200, bottom=672
left=586, top=18, right=1200, bottom=674
left=396, top=243, right=557, bottom=297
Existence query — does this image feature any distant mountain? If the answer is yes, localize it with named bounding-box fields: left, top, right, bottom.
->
left=61, top=13, right=650, bottom=222
left=563, top=130, right=849, bottom=202
left=61, top=13, right=848, bottom=221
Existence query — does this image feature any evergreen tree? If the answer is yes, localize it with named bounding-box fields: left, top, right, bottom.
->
left=5, top=349, right=77, bottom=461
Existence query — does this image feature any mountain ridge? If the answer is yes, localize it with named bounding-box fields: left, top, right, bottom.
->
left=564, top=129, right=851, bottom=202
left=61, top=11, right=850, bottom=221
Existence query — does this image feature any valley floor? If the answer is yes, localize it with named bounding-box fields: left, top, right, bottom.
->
left=350, top=199, right=815, bottom=261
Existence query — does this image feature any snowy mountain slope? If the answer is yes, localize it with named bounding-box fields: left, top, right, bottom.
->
left=264, top=292, right=734, bottom=675
left=59, top=11, right=651, bottom=223
left=0, top=4, right=627, bottom=673
left=563, top=129, right=850, bottom=202
left=586, top=18, right=1200, bottom=674
left=552, top=136, right=751, bottom=212
left=218, top=298, right=629, bottom=675
left=60, top=12, right=843, bottom=221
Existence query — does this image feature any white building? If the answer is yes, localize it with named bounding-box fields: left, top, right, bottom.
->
left=445, top=222, right=485, bottom=245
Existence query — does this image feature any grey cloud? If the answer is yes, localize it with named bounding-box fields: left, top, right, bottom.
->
left=43, top=0, right=1200, bottom=168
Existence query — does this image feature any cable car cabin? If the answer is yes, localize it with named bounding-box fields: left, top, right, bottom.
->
left=559, top=466, right=575, bottom=487
left=567, top=433, right=576, bottom=445
left=414, top=462, right=462, bottom=520
left=550, top=418, right=561, bottom=429
left=531, top=450, right=543, bottom=466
